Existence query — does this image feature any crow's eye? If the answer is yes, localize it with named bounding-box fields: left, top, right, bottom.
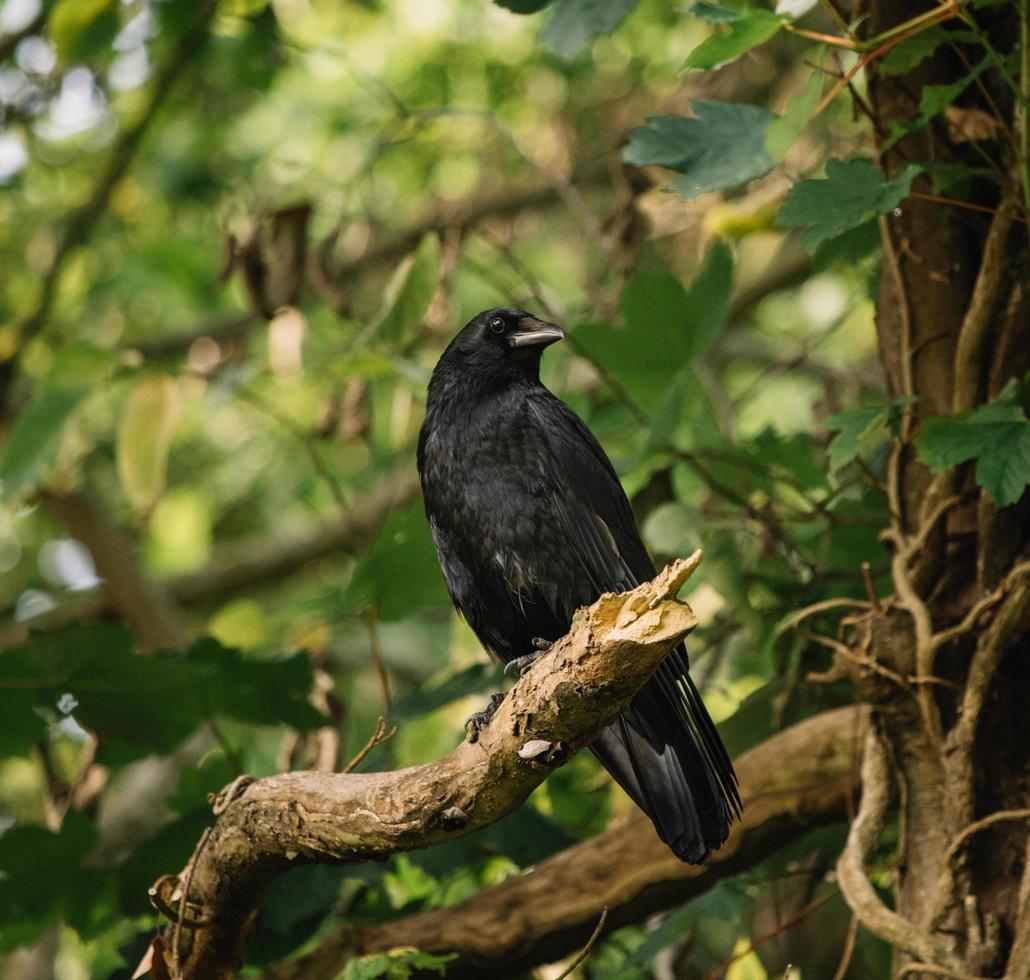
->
left=489, top=317, right=505, bottom=334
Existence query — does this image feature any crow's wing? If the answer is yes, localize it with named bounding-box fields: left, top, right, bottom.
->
left=527, top=392, right=741, bottom=861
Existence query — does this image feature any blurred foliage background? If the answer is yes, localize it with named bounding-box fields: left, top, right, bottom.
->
left=2, top=0, right=994, bottom=975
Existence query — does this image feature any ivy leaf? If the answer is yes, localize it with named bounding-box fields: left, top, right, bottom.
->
left=683, top=9, right=782, bottom=71
left=826, top=397, right=915, bottom=472
left=0, top=386, right=88, bottom=497
left=915, top=379, right=1030, bottom=507
left=777, top=158, right=922, bottom=251
left=623, top=102, right=775, bottom=198
left=539, top=0, right=639, bottom=58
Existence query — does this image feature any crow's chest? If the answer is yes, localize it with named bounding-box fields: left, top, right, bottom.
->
left=421, top=416, right=565, bottom=592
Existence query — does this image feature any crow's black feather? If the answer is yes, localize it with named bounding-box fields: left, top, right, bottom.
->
left=417, top=307, right=740, bottom=862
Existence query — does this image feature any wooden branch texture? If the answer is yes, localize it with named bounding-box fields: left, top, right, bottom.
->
left=170, top=557, right=704, bottom=978
left=264, top=704, right=868, bottom=979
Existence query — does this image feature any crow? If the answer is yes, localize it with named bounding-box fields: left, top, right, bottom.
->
left=417, top=307, right=740, bottom=862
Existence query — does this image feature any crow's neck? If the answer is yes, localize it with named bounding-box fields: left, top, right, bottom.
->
left=425, top=357, right=541, bottom=425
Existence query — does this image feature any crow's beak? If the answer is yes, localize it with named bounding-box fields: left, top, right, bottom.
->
left=509, top=316, right=565, bottom=349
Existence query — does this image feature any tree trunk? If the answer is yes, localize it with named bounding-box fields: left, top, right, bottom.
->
left=848, top=3, right=1030, bottom=976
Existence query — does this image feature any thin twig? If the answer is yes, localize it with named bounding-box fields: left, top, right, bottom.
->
left=832, top=913, right=860, bottom=980
left=342, top=716, right=398, bottom=774
left=208, top=719, right=245, bottom=775
left=554, top=907, right=608, bottom=980
left=947, top=809, right=1030, bottom=867
left=861, top=562, right=882, bottom=612
left=366, top=605, right=392, bottom=711
left=705, top=889, right=839, bottom=980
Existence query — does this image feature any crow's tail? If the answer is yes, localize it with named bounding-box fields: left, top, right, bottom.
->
left=590, top=647, right=740, bottom=863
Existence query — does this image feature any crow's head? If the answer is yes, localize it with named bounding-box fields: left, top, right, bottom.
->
left=444, top=307, right=564, bottom=371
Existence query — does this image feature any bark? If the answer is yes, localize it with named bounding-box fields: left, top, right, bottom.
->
left=263, top=705, right=868, bottom=980
left=835, top=3, right=1030, bottom=976
left=163, top=557, right=705, bottom=978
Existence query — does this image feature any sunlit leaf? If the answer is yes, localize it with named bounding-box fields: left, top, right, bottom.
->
left=683, top=8, right=782, bottom=71
left=116, top=374, right=181, bottom=516
left=623, top=102, right=775, bottom=198
left=765, top=69, right=823, bottom=160
left=49, top=0, right=118, bottom=62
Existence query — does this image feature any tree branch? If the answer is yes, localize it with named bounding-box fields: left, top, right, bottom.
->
left=1, top=465, right=421, bottom=645
left=42, top=490, right=187, bottom=651
left=168, top=467, right=421, bottom=609
left=837, top=729, right=964, bottom=972
left=165, top=556, right=704, bottom=978
left=262, top=704, right=868, bottom=979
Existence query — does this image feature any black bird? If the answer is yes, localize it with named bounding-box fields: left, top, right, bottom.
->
left=417, top=307, right=740, bottom=862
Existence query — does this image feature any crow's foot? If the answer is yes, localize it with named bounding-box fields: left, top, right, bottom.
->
left=465, top=692, right=505, bottom=743
left=504, top=639, right=551, bottom=678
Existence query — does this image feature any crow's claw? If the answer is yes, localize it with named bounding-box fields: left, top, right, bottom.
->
left=465, top=692, right=505, bottom=743
left=504, top=646, right=548, bottom=678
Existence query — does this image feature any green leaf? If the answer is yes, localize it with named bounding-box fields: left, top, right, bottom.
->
left=683, top=9, right=782, bottom=71
left=346, top=506, right=449, bottom=620
left=826, top=397, right=915, bottom=472
left=539, top=0, right=639, bottom=58
left=915, top=380, right=1030, bottom=507
left=885, top=52, right=992, bottom=148
left=682, top=238, right=734, bottom=357
left=574, top=241, right=734, bottom=411
left=0, top=625, right=323, bottom=767
left=49, top=0, right=118, bottom=62
left=879, top=24, right=950, bottom=76
left=376, top=233, right=441, bottom=345
left=185, top=638, right=326, bottom=731
left=688, top=2, right=746, bottom=23
left=0, top=386, right=88, bottom=496
left=337, top=949, right=456, bottom=980
left=0, top=812, right=112, bottom=951
left=765, top=69, right=823, bottom=161
left=116, top=375, right=181, bottom=516
left=777, top=158, right=922, bottom=251
left=622, top=102, right=775, bottom=199
left=495, top=0, right=554, bottom=11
